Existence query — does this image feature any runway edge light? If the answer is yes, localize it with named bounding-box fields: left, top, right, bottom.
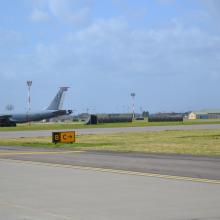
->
left=52, top=131, right=76, bottom=144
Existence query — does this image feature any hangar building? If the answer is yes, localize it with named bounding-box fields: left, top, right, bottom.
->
left=188, top=109, right=220, bottom=119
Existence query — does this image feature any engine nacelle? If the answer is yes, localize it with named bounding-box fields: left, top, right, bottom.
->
left=67, top=110, right=73, bottom=115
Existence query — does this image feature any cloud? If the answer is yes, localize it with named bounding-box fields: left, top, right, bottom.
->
left=3, top=6, right=220, bottom=112
left=3, top=17, right=220, bottom=81
left=14, top=17, right=219, bottom=83
left=24, top=19, right=220, bottom=111
left=156, top=0, right=177, bottom=4
left=200, top=0, right=220, bottom=10
left=0, top=29, right=25, bottom=50
left=30, top=8, right=50, bottom=22
left=198, top=0, right=220, bottom=22
left=30, top=0, right=92, bottom=26
left=112, top=0, right=147, bottom=19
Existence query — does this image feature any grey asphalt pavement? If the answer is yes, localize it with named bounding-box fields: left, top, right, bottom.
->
left=0, top=159, right=220, bottom=220
left=1, top=124, right=220, bottom=219
left=1, top=123, right=220, bottom=138
left=0, top=146, right=220, bottom=180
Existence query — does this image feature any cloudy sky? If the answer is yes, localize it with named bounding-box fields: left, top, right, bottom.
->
left=1, top=0, right=220, bottom=114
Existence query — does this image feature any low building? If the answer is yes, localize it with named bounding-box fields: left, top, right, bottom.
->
left=149, top=112, right=184, bottom=122
left=188, top=112, right=207, bottom=120
left=188, top=109, right=220, bottom=120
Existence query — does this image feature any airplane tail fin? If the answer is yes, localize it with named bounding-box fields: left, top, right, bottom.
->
left=46, top=87, right=69, bottom=110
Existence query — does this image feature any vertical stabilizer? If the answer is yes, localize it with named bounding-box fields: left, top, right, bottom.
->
left=46, top=87, right=69, bottom=110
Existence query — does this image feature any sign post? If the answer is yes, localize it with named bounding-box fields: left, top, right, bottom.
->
left=52, top=131, right=76, bottom=144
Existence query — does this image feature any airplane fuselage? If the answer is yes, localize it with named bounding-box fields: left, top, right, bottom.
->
left=10, top=110, right=71, bottom=123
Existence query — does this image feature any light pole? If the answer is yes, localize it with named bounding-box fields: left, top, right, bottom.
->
left=131, top=92, right=136, bottom=119
left=27, top=80, right=32, bottom=125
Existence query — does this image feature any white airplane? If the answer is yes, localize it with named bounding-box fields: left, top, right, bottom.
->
left=0, top=87, right=72, bottom=127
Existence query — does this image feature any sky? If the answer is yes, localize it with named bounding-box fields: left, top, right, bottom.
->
left=1, top=0, right=220, bottom=114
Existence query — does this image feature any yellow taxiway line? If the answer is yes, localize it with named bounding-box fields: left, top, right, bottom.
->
left=0, top=158, right=220, bottom=185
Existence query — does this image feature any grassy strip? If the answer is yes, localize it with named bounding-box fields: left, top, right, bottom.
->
left=1, top=129, right=220, bottom=156
left=1, top=119, right=220, bottom=131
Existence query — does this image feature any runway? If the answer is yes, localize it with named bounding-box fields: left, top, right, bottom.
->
left=1, top=158, right=220, bottom=220
left=1, top=123, right=220, bottom=138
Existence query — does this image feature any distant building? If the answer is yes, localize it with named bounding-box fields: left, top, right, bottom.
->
left=78, top=113, right=90, bottom=121
left=149, top=112, right=184, bottom=122
left=188, top=109, right=220, bottom=120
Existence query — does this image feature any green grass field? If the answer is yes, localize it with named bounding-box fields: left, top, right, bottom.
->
left=1, top=119, right=220, bottom=131
left=1, top=129, right=220, bottom=156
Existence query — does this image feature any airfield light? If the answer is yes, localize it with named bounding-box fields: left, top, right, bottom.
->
left=27, top=80, right=32, bottom=125
left=131, top=92, right=136, bottom=119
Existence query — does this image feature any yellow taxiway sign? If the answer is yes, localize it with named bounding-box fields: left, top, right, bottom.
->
left=52, top=131, right=75, bottom=143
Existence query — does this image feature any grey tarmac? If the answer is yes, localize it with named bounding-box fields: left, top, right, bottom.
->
left=0, top=159, right=220, bottom=220
left=0, top=146, right=220, bottom=181
left=1, top=123, right=220, bottom=138
left=1, top=125, right=220, bottom=219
